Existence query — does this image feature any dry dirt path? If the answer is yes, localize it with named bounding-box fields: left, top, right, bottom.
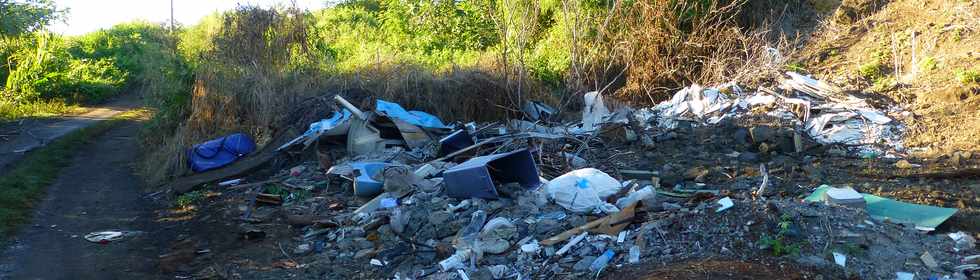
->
left=0, top=99, right=172, bottom=279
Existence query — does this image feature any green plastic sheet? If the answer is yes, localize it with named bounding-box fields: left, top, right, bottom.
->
left=805, top=185, right=958, bottom=231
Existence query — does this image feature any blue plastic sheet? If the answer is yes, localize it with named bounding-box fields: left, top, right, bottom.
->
left=305, top=109, right=352, bottom=136
left=375, top=100, right=449, bottom=129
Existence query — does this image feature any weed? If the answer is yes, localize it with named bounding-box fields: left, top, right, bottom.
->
left=175, top=190, right=206, bottom=208
left=919, top=57, right=937, bottom=72
left=786, top=61, right=807, bottom=73
left=858, top=61, right=885, bottom=81
left=759, top=213, right=802, bottom=257
left=954, top=69, right=980, bottom=85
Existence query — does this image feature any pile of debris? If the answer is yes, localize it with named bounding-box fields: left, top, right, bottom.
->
left=176, top=73, right=977, bottom=280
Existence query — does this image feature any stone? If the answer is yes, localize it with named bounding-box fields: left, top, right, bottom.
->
left=573, top=256, right=597, bottom=271
left=895, top=160, right=914, bottom=169
left=796, top=254, right=830, bottom=268
left=354, top=248, right=374, bottom=259
left=749, top=126, right=775, bottom=143
left=737, top=152, right=759, bottom=162
left=535, top=219, right=560, bottom=235
left=734, top=128, right=749, bottom=146
left=428, top=211, right=451, bottom=225
left=354, top=238, right=374, bottom=250
left=488, top=265, right=508, bottom=279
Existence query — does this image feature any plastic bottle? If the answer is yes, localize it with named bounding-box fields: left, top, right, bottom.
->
left=390, top=208, right=406, bottom=234
left=458, top=210, right=487, bottom=246
left=628, top=245, right=640, bottom=264
left=589, top=249, right=615, bottom=272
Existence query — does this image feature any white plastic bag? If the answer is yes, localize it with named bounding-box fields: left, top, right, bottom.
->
left=545, top=168, right=622, bottom=213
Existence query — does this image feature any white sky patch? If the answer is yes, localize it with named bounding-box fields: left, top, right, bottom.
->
left=50, top=0, right=326, bottom=35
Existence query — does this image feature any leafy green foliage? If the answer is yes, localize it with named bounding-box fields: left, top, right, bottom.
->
left=0, top=0, right=63, bottom=38
left=759, top=214, right=802, bottom=257
left=175, top=190, right=206, bottom=208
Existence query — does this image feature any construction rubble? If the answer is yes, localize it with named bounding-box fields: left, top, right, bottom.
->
left=173, top=72, right=978, bottom=280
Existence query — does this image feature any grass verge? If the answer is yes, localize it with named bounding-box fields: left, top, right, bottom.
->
left=0, top=100, right=81, bottom=122
left=0, top=109, right=145, bottom=237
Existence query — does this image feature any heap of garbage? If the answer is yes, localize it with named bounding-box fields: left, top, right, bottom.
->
left=181, top=72, right=977, bottom=280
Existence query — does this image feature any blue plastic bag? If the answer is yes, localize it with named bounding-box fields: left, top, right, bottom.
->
left=188, top=133, right=257, bottom=173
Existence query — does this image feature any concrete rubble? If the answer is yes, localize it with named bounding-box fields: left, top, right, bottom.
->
left=173, top=75, right=979, bottom=280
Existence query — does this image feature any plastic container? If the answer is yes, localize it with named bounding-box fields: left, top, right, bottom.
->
left=589, top=249, right=615, bottom=272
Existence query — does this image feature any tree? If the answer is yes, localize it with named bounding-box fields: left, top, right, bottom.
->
left=0, top=0, right=63, bottom=38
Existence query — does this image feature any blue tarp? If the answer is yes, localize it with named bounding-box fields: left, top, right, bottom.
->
left=375, top=100, right=449, bottom=129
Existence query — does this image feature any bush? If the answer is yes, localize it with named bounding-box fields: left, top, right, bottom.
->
left=3, top=33, right=127, bottom=104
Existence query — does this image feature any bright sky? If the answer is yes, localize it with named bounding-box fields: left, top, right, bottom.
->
left=50, top=0, right=327, bottom=35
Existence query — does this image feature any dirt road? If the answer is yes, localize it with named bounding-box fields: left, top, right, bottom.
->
left=0, top=118, right=169, bottom=279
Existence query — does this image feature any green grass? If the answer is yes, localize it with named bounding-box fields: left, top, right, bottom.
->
left=0, top=109, right=141, bottom=236
left=0, top=99, right=79, bottom=121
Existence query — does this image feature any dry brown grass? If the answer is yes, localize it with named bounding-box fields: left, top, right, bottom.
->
left=562, top=0, right=793, bottom=105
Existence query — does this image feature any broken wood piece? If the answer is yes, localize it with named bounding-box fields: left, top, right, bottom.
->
left=540, top=217, right=607, bottom=246
left=591, top=203, right=637, bottom=236
left=256, top=193, right=283, bottom=205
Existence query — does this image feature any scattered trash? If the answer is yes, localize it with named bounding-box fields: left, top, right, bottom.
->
left=166, top=89, right=971, bottom=280
left=949, top=231, right=976, bottom=252
left=545, top=168, right=623, bottom=213
left=895, top=272, right=915, bottom=280
left=628, top=245, right=640, bottom=264
left=589, top=249, right=615, bottom=272
left=444, top=149, right=540, bottom=199
left=833, top=252, right=847, bottom=268
left=218, top=178, right=243, bottom=186
left=523, top=101, right=557, bottom=122
left=716, top=197, right=734, bottom=212
left=921, top=251, right=939, bottom=269
left=84, top=231, right=137, bottom=244
left=556, top=232, right=588, bottom=256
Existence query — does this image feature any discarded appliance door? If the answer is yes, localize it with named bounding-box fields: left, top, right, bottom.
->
left=443, top=149, right=541, bottom=199
left=347, top=113, right=407, bottom=156
left=439, top=129, right=475, bottom=157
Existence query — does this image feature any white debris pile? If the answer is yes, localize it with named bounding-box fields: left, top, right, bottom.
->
left=635, top=72, right=906, bottom=155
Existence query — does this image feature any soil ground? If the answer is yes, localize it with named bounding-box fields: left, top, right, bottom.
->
left=0, top=118, right=174, bottom=280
